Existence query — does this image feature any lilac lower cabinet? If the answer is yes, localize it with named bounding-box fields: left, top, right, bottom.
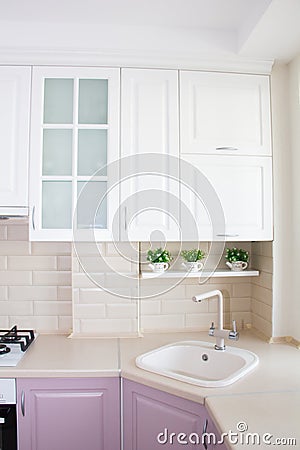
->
left=123, top=379, right=227, bottom=450
left=16, top=377, right=120, bottom=450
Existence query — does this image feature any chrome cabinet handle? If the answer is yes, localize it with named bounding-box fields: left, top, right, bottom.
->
left=216, top=147, right=238, bottom=151
left=216, top=234, right=239, bottom=237
left=21, top=390, right=25, bottom=416
left=203, top=418, right=208, bottom=450
left=32, top=206, right=36, bottom=231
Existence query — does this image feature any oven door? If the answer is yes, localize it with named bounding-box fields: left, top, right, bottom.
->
left=0, top=405, right=17, bottom=450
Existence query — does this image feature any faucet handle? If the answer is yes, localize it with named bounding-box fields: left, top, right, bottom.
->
left=232, top=320, right=237, bottom=332
left=209, top=322, right=215, bottom=336
left=229, top=320, right=239, bottom=340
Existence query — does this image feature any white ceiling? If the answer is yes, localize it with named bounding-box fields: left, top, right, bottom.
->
left=0, top=0, right=299, bottom=63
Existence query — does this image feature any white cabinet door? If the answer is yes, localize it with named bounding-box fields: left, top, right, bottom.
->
left=0, top=66, right=31, bottom=215
left=121, top=68, right=180, bottom=241
left=180, top=71, right=271, bottom=156
left=29, top=67, right=120, bottom=241
left=181, top=155, right=273, bottom=241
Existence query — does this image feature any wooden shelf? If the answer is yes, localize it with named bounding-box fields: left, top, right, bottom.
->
left=140, top=269, right=259, bottom=279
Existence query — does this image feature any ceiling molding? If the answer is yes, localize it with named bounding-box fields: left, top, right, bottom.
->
left=0, top=48, right=274, bottom=74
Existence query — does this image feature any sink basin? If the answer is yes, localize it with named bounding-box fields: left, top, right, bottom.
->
left=136, top=341, right=259, bottom=387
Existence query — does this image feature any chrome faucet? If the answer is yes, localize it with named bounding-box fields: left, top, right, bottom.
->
left=192, top=289, right=239, bottom=351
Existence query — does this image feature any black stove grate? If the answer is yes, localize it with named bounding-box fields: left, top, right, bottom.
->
left=0, top=325, right=35, bottom=352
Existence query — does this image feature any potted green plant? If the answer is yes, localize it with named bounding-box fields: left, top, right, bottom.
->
left=181, top=249, right=205, bottom=272
left=147, top=248, right=172, bottom=273
left=225, top=247, right=249, bottom=272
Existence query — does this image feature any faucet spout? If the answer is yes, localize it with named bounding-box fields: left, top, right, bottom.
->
left=192, top=289, right=238, bottom=351
left=192, top=289, right=224, bottom=330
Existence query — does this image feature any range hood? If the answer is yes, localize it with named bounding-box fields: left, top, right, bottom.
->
left=0, top=206, right=29, bottom=221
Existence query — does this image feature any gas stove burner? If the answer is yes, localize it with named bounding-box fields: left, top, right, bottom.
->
left=2, top=326, right=21, bottom=342
left=0, top=325, right=35, bottom=352
left=0, top=344, right=11, bottom=355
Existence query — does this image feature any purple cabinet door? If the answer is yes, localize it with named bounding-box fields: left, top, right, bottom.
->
left=17, top=377, right=120, bottom=450
left=123, top=378, right=209, bottom=450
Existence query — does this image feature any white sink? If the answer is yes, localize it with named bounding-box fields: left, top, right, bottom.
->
left=136, top=340, right=259, bottom=387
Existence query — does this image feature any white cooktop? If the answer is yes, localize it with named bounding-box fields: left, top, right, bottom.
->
left=0, top=345, right=28, bottom=367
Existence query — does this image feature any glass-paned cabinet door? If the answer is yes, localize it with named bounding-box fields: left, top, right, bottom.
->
left=29, top=67, right=120, bottom=241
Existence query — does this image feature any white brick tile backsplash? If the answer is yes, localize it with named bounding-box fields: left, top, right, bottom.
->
left=34, top=301, right=72, bottom=317
left=80, top=318, right=134, bottom=333
left=0, top=226, right=273, bottom=336
left=33, top=271, right=71, bottom=286
left=141, top=314, right=185, bottom=331
left=106, top=303, right=137, bottom=319
left=185, top=313, right=218, bottom=330
left=161, top=299, right=208, bottom=314
left=252, top=271, right=273, bottom=290
left=0, top=271, right=32, bottom=285
left=31, top=242, right=71, bottom=256
left=0, top=226, right=7, bottom=240
left=0, top=286, right=8, bottom=300
left=74, top=304, right=106, bottom=319
left=78, top=256, right=133, bottom=273
left=140, top=300, right=161, bottom=315
left=0, top=301, right=33, bottom=315
left=9, top=286, right=57, bottom=301
left=0, top=317, right=9, bottom=328
left=57, top=256, right=72, bottom=271
left=7, top=225, right=29, bottom=241
left=9, top=316, right=59, bottom=331
left=230, top=297, right=251, bottom=312
left=252, top=284, right=272, bottom=306
left=232, top=282, right=252, bottom=298
left=252, top=314, right=272, bottom=338
left=57, top=286, right=72, bottom=301
left=0, top=256, right=6, bottom=270
left=0, top=241, right=31, bottom=255
left=8, top=256, right=56, bottom=271
left=58, top=316, right=72, bottom=333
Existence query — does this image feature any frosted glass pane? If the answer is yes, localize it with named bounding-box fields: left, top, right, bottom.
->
left=44, top=79, right=73, bottom=124
left=78, top=79, right=108, bottom=124
left=43, top=129, right=72, bottom=175
left=78, top=129, right=107, bottom=176
left=77, top=181, right=107, bottom=229
left=42, top=182, right=72, bottom=229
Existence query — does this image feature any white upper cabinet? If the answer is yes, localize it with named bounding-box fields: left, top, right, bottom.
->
left=180, top=71, right=272, bottom=156
left=0, top=66, right=31, bottom=215
left=181, top=155, right=273, bottom=241
left=29, top=67, right=120, bottom=241
left=120, top=68, right=180, bottom=241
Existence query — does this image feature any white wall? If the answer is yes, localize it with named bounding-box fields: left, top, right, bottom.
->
left=272, top=57, right=300, bottom=342
left=288, top=55, right=300, bottom=341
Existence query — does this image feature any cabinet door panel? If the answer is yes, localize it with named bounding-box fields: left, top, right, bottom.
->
left=123, top=379, right=207, bottom=450
left=181, top=155, right=273, bottom=241
left=121, top=69, right=180, bottom=241
left=180, top=71, right=271, bottom=156
left=17, top=377, right=120, bottom=450
left=30, top=66, right=120, bottom=241
left=0, top=66, right=31, bottom=213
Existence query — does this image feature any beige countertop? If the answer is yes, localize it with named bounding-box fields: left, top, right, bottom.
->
left=0, top=330, right=299, bottom=449
left=0, top=334, right=119, bottom=377
left=206, top=392, right=300, bottom=449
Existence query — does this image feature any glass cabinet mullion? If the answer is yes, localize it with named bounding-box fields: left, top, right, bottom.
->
left=43, top=124, right=74, bottom=129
